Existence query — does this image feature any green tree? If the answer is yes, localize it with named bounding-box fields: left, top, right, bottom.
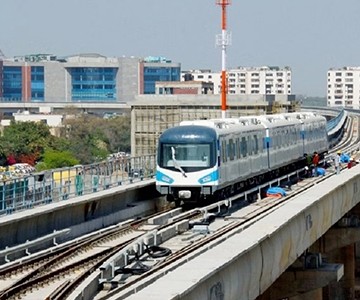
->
left=0, top=121, right=53, bottom=164
left=38, top=149, right=80, bottom=170
left=61, top=114, right=131, bottom=164
left=61, top=115, right=109, bottom=164
left=102, top=115, right=131, bottom=153
left=0, top=114, right=131, bottom=168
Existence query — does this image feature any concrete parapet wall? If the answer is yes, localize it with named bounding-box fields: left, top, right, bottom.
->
left=0, top=181, right=159, bottom=251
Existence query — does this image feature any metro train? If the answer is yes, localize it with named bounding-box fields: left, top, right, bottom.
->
left=156, top=112, right=328, bottom=205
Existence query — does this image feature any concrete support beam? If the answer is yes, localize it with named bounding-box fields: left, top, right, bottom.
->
left=310, top=227, right=360, bottom=254
left=257, top=263, right=343, bottom=300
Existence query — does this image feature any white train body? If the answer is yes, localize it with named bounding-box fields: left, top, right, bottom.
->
left=156, top=112, right=328, bottom=203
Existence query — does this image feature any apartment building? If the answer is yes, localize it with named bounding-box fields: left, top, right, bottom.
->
left=182, top=66, right=291, bottom=95
left=327, top=67, right=360, bottom=109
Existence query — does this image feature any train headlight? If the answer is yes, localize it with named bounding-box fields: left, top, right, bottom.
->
left=178, top=190, right=191, bottom=199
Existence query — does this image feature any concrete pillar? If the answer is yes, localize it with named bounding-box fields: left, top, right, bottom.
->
left=343, top=244, right=355, bottom=299
left=356, top=242, right=360, bottom=278
left=323, top=244, right=355, bottom=299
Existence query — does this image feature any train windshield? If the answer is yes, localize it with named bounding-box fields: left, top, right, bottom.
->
left=159, top=143, right=214, bottom=172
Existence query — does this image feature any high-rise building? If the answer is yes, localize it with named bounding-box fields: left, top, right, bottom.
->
left=140, top=56, right=181, bottom=94
left=182, top=66, right=292, bottom=95
left=327, top=67, right=360, bottom=109
left=0, top=54, right=181, bottom=103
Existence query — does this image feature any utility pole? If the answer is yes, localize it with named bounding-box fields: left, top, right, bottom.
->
left=216, top=0, right=231, bottom=119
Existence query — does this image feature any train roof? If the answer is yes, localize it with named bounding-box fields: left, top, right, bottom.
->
left=159, top=125, right=217, bottom=143
left=180, top=118, right=264, bottom=132
left=282, top=112, right=326, bottom=121
left=180, top=112, right=326, bottom=130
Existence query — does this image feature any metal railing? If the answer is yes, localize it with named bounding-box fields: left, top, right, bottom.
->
left=0, top=155, right=156, bottom=216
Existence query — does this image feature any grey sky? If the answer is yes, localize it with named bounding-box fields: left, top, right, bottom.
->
left=1, top=0, right=360, bottom=97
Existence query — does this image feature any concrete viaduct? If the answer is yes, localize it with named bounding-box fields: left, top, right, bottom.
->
left=0, top=108, right=358, bottom=299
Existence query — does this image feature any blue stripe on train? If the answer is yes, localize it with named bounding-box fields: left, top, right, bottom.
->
left=156, top=171, right=174, bottom=184
left=198, top=170, right=219, bottom=184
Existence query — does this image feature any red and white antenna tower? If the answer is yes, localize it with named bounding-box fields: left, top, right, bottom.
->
left=216, top=0, right=231, bottom=119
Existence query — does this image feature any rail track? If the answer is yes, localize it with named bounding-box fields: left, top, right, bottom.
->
left=0, top=209, right=203, bottom=300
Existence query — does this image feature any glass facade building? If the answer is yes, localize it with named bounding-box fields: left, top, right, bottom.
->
left=31, top=66, right=44, bottom=101
left=0, top=54, right=180, bottom=103
left=143, top=66, right=180, bottom=94
left=2, top=66, right=45, bottom=102
left=3, top=66, right=22, bottom=101
left=70, top=67, right=117, bottom=101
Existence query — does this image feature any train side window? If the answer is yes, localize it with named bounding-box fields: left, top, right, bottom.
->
left=281, top=129, right=285, bottom=147
left=229, top=139, right=235, bottom=161
left=286, top=129, right=293, bottom=145
left=276, top=131, right=281, bottom=149
left=292, top=129, right=295, bottom=144
left=222, top=140, right=227, bottom=163
left=236, top=138, right=240, bottom=159
left=247, top=136, right=252, bottom=155
left=271, top=132, right=275, bottom=149
left=275, top=135, right=277, bottom=149
left=272, top=132, right=277, bottom=149
left=241, top=137, right=247, bottom=157
left=287, top=129, right=291, bottom=145
left=288, top=129, right=290, bottom=145
left=279, top=132, right=281, bottom=148
left=253, top=135, right=258, bottom=154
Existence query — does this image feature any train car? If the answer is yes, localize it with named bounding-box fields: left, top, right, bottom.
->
left=156, top=112, right=328, bottom=205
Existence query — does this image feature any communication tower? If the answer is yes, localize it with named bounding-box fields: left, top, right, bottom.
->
left=216, top=0, right=231, bottom=119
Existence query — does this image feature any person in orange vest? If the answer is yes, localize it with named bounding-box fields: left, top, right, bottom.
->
left=312, top=152, right=319, bottom=177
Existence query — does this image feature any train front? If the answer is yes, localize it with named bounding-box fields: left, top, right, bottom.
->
left=156, top=125, right=218, bottom=204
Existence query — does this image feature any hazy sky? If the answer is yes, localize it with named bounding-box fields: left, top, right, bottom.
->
left=1, top=0, right=360, bottom=97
